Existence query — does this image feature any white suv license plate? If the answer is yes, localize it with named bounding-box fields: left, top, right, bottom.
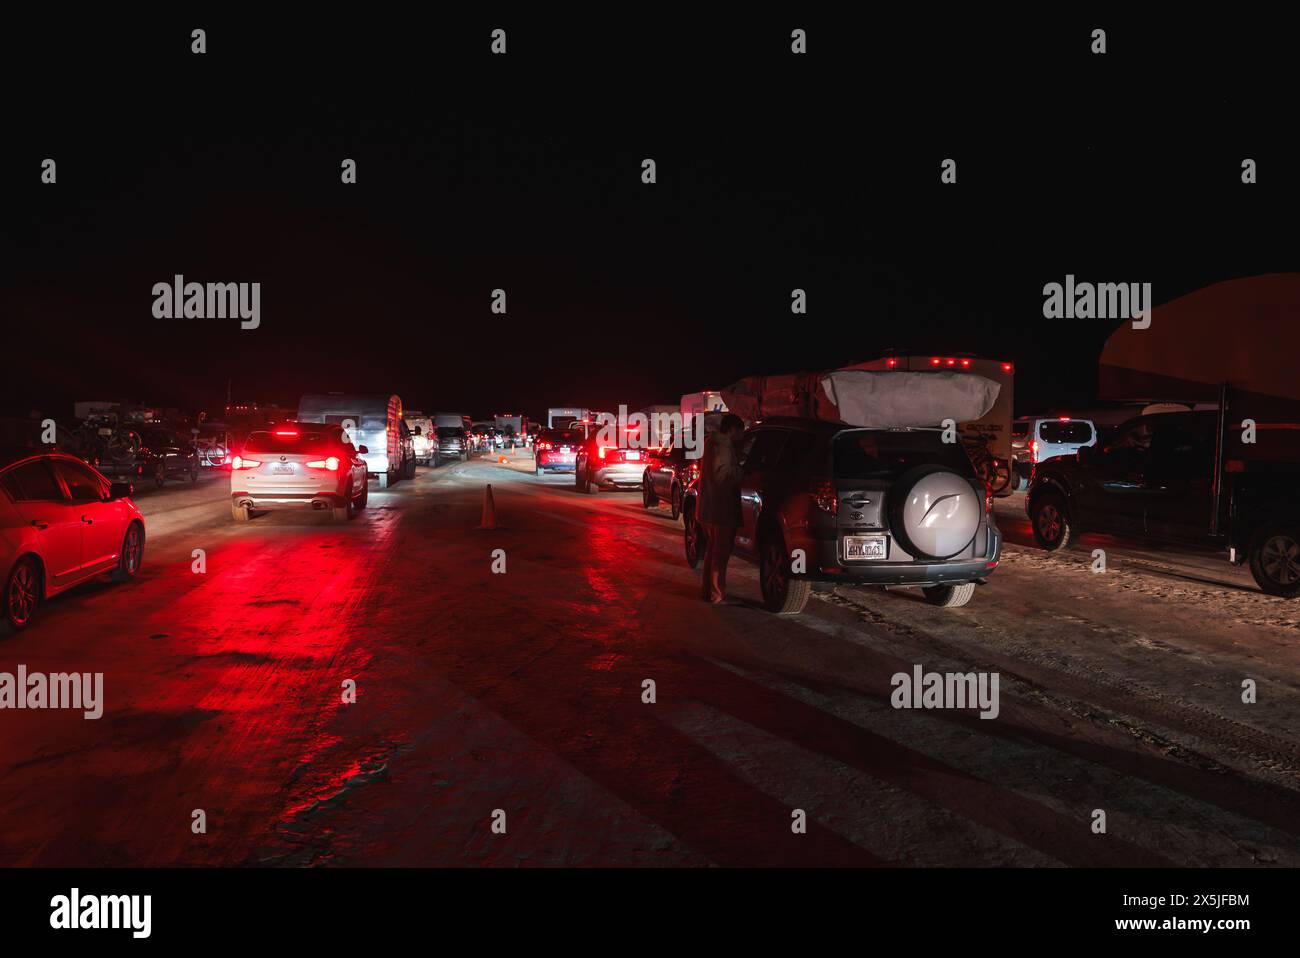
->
left=271, top=463, right=295, bottom=475
left=844, top=535, right=888, bottom=560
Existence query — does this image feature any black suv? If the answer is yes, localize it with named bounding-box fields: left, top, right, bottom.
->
left=680, top=418, right=1002, bottom=614
left=434, top=426, right=469, bottom=465
left=1028, top=409, right=1300, bottom=597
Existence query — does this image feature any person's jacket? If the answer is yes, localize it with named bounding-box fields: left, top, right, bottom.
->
left=697, top=431, right=742, bottom=526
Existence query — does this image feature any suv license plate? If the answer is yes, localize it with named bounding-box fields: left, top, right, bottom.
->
left=625, top=450, right=640, bottom=460
left=271, top=463, right=295, bottom=475
left=844, top=535, right=888, bottom=560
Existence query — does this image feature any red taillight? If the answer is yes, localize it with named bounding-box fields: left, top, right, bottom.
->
left=929, top=357, right=941, bottom=366
left=959, top=358, right=971, bottom=368
left=599, top=446, right=617, bottom=459
left=1002, top=362, right=1014, bottom=373
left=1029, top=439, right=1039, bottom=463
left=945, top=357, right=956, bottom=366
left=809, top=477, right=837, bottom=515
left=886, top=357, right=897, bottom=368
left=306, top=457, right=340, bottom=471
left=274, top=429, right=299, bottom=437
left=232, top=455, right=261, bottom=470
left=539, top=442, right=553, bottom=451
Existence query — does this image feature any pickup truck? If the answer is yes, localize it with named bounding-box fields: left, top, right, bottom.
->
left=1027, top=404, right=1300, bottom=597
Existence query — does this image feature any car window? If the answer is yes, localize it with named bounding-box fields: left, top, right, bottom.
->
left=244, top=431, right=340, bottom=455
left=834, top=430, right=975, bottom=481
left=1, top=459, right=65, bottom=502
left=55, top=459, right=109, bottom=502
left=741, top=430, right=788, bottom=472
left=774, top=430, right=820, bottom=471
left=1149, top=419, right=1215, bottom=479
left=1011, top=421, right=1030, bottom=439
left=1038, top=421, right=1094, bottom=444
left=1106, top=421, right=1153, bottom=455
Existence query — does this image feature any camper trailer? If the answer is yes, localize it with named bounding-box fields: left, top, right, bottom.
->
left=297, top=393, right=415, bottom=487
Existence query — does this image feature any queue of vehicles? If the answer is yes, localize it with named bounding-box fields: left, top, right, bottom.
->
left=9, top=275, right=1300, bottom=636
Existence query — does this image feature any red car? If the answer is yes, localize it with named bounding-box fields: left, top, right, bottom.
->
left=534, top=428, right=582, bottom=476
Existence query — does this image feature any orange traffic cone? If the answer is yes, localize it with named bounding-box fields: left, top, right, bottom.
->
left=479, top=483, right=498, bottom=530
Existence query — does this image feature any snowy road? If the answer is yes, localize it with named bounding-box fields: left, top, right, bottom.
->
left=1, top=452, right=1297, bottom=866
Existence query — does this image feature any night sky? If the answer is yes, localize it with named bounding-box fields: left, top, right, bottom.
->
left=3, top=13, right=1295, bottom=422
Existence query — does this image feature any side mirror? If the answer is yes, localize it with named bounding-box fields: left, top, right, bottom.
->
left=109, top=482, right=133, bottom=500
left=357, top=445, right=369, bottom=455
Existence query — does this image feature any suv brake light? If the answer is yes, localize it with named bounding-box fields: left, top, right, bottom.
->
left=1029, top=438, right=1039, bottom=463
left=232, top=455, right=261, bottom=469
left=306, top=457, right=340, bottom=471
left=809, top=477, right=837, bottom=515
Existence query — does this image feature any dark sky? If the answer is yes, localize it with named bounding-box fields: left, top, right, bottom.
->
left=3, top=13, right=1296, bottom=422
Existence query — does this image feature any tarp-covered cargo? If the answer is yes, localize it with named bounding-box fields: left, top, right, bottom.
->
left=721, top=370, right=1000, bottom=429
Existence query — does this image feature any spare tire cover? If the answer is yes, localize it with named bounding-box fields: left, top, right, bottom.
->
left=888, top=464, right=981, bottom=561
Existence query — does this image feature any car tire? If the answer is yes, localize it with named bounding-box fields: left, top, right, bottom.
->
left=190, top=462, right=199, bottom=482
left=922, top=582, right=975, bottom=608
left=577, top=463, right=595, bottom=494
left=760, top=532, right=811, bottom=615
left=1248, top=523, right=1300, bottom=598
left=110, top=521, right=144, bottom=583
left=642, top=473, right=658, bottom=509
left=683, top=503, right=705, bottom=569
left=231, top=502, right=251, bottom=522
left=2, top=556, right=41, bottom=634
left=670, top=483, right=683, bottom=521
left=1030, top=491, right=1074, bottom=551
left=356, top=480, right=369, bottom=511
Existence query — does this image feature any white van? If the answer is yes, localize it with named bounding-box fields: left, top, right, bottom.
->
left=297, top=393, right=415, bottom=487
left=1015, top=416, right=1098, bottom=481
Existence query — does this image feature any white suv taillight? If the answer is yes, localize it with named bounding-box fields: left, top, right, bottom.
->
left=231, top=455, right=261, bottom=470
left=306, top=457, right=340, bottom=471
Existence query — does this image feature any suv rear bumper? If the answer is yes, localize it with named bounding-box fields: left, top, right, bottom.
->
left=590, top=464, right=644, bottom=488
left=808, top=527, right=1002, bottom=586
left=232, top=491, right=345, bottom=510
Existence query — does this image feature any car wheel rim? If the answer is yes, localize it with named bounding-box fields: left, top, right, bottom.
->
left=1261, top=535, right=1300, bottom=585
left=685, top=519, right=698, bottom=558
left=124, top=527, right=141, bottom=573
left=9, top=564, right=37, bottom=625
left=1037, top=505, right=1061, bottom=542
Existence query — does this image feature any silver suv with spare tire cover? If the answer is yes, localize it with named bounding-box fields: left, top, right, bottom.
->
left=680, top=417, right=1002, bottom=614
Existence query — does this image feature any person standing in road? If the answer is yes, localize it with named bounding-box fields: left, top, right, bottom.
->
left=698, top=413, right=746, bottom=603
